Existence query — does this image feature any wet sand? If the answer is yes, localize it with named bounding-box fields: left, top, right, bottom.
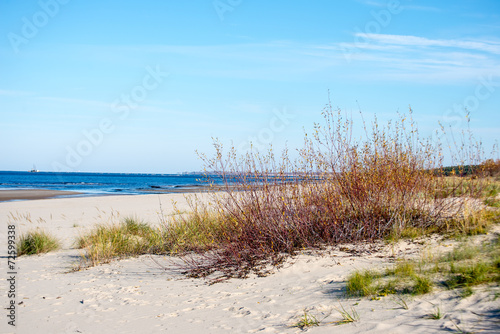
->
left=0, top=189, right=82, bottom=202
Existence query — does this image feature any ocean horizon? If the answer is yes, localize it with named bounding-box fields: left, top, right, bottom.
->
left=0, top=170, right=215, bottom=196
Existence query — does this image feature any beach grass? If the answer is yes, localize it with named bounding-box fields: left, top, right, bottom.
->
left=76, top=209, right=226, bottom=268
left=427, top=306, right=445, bottom=320
left=346, top=270, right=377, bottom=297
left=333, top=303, right=360, bottom=325
left=346, top=235, right=500, bottom=298
left=291, top=310, right=320, bottom=329
left=76, top=217, right=164, bottom=266
left=392, top=295, right=410, bottom=310
left=17, top=229, right=60, bottom=256
left=160, top=201, right=227, bottom=254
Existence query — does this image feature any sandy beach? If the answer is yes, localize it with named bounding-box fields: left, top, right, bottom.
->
left=1, top=192, right=499, bottom=333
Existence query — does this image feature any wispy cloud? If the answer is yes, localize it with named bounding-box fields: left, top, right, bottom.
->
left=331, top=33, right=500, bottom=82
left=143, top=35, right=500, bottom=83
left=22, top=33, right=500, bottom=86
left=355, top=33, right=500, bottom=55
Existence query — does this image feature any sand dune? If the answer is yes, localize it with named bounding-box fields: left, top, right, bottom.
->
left=1, top=194, right=498, bottom=333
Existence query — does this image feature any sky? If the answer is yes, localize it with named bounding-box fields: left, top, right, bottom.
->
left=1, top=0, right=499, bottom=173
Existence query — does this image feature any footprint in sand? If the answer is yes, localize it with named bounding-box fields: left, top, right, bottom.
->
left=227, top=306, right=252, bottom=317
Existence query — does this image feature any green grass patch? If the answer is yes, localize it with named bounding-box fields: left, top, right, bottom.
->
left=446, top=261, right=492, bottom=288
left=346, top=238, right=500, bottom=298
left=411, top=275, right=433, bottom=295
left=346, top=270, right=377, bottom=297
left=387, top=226, right=432, bottom=242
left=444, top=244, right=479, bottom=262
left=484, top=181, right=500, bottom=198
left=391, top=261, right=416, bottom=277
left=17, top=229, right=60, bottom=256
left=484, top=198, right=500, bottom=208
left=386, top=208, right=498, bottom=244
left=400, top=226, right=427, bottom=240
left=441, top=209, right=498, bottom=237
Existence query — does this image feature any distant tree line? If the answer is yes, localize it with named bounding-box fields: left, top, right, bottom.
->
left=436, top=159, right=500, bottom=177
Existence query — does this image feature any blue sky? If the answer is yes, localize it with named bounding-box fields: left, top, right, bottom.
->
left=1, top=0, right=499, bottom=173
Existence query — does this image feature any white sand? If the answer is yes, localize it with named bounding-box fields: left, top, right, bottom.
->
left=1, top=194, right=499, bottom=333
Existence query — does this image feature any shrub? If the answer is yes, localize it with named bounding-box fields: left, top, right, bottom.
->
left=179, top=104, right=485, bottom=278
left=77, top=103, right=491, bottom=279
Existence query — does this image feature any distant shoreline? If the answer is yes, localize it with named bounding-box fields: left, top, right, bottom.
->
left=0, top=185, right=220, bottom=202
left=0, top=189, right=83, bottom=202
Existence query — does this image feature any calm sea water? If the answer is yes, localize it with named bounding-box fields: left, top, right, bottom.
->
left=0, top=171, right=216, bottom=195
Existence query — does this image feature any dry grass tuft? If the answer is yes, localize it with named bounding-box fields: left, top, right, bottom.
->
left=17, top=229, right=60, bottom=256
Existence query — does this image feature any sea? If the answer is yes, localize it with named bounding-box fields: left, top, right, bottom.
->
left=0, top=171, right=218, bottom=196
